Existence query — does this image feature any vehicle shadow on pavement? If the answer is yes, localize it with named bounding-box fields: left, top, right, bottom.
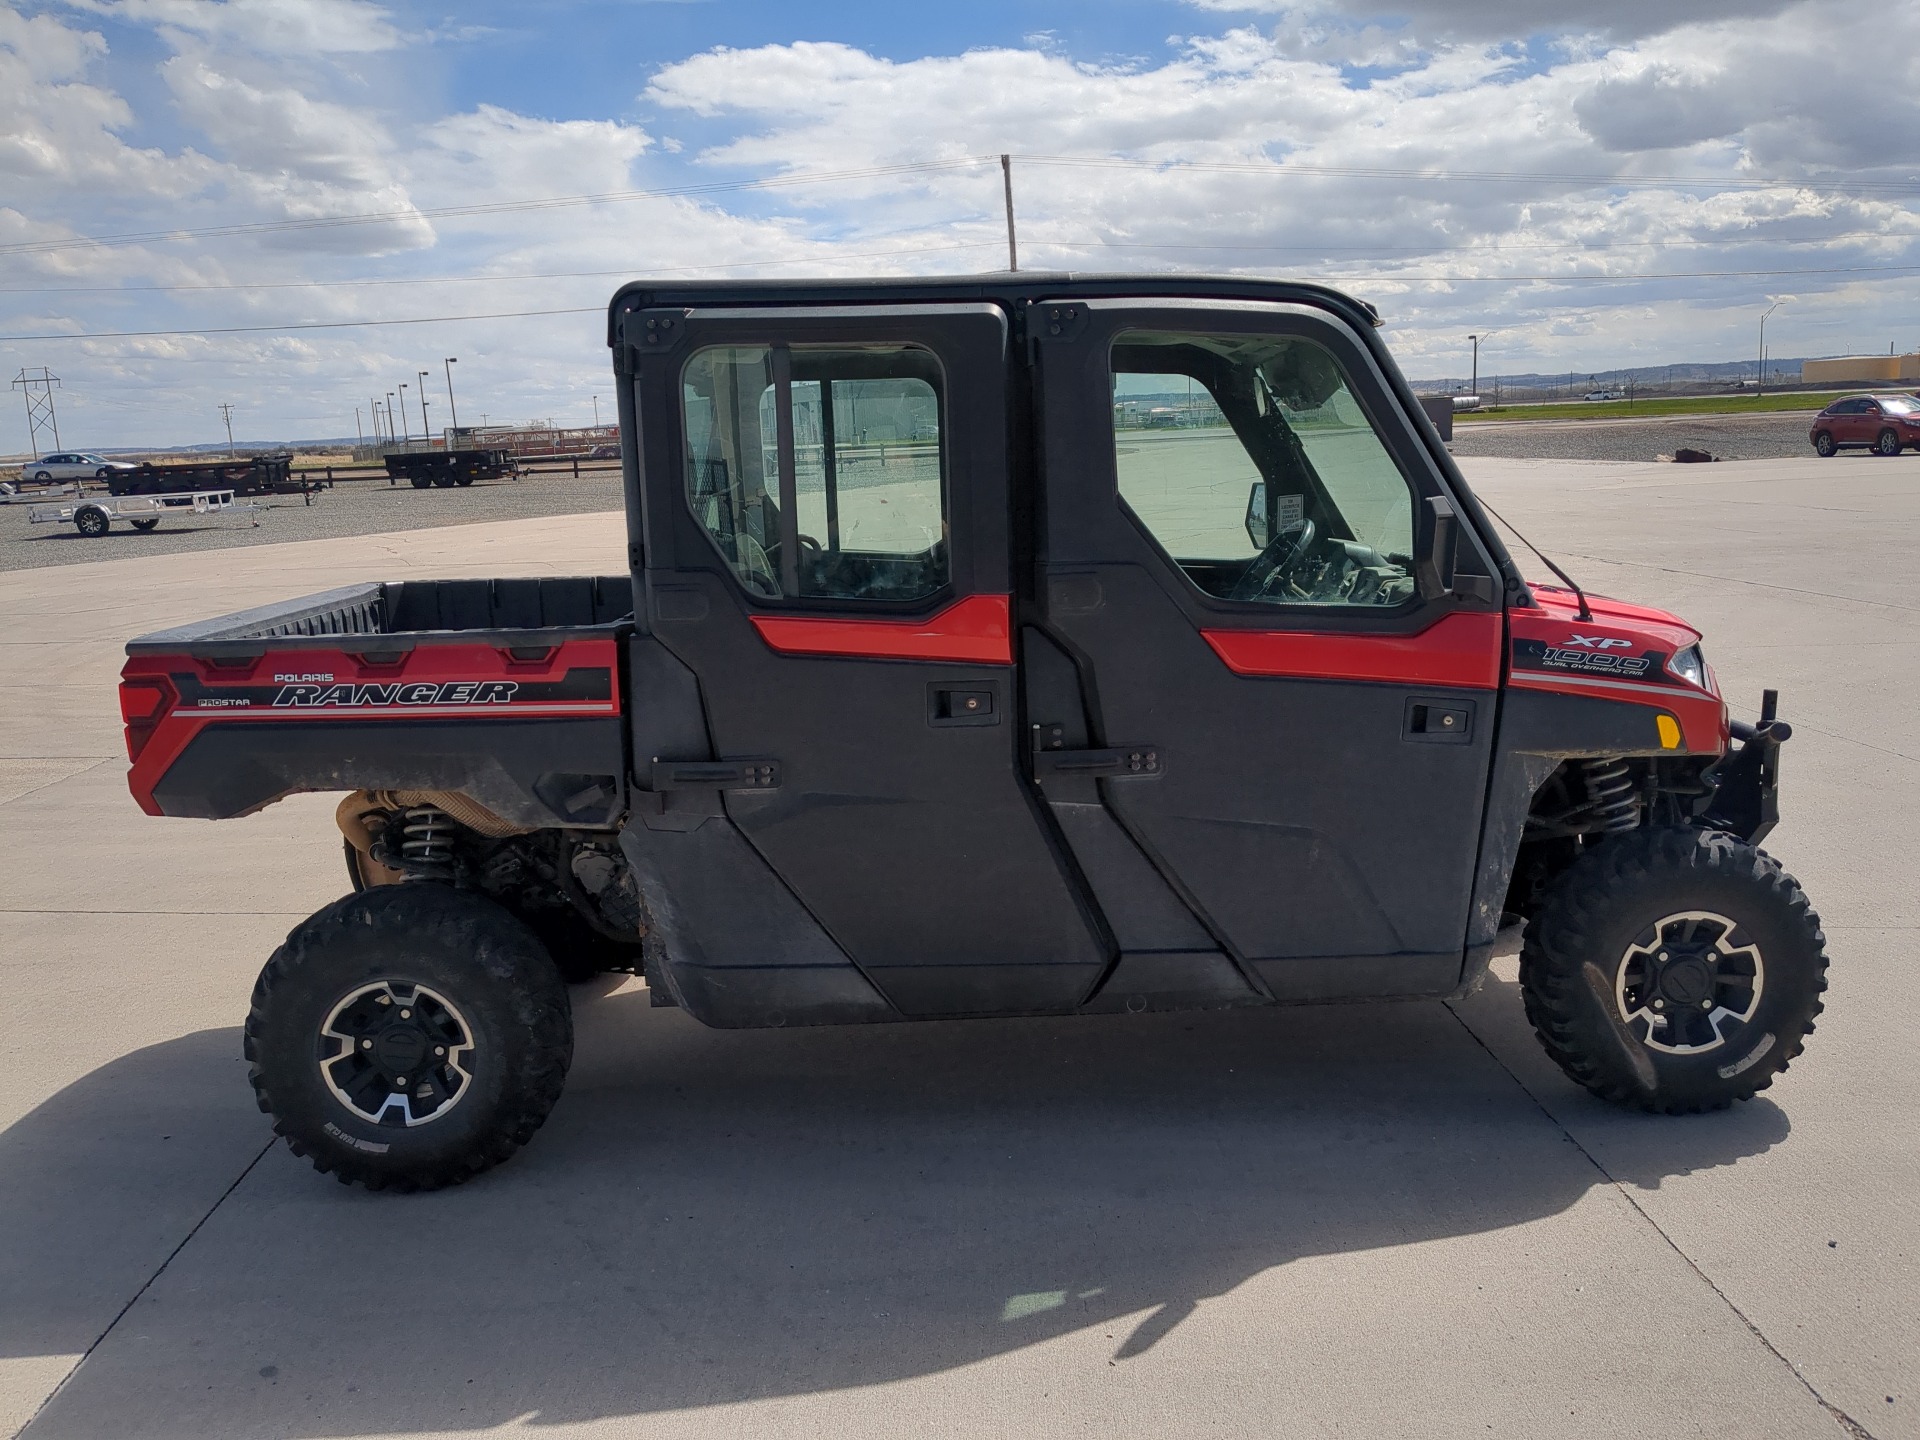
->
left=3, top=979, right=1790, bottom=1437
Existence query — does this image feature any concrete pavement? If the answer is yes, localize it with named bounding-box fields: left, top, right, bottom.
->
left=1, top=453, right=1914, bottom=1438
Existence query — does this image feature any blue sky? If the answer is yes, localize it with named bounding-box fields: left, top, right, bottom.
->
left=2, top=0, right=1916, bottom=448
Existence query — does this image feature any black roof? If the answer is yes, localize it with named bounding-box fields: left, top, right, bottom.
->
left=606, top=272, right=1379, bottom=347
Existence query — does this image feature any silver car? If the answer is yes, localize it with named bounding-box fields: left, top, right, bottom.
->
left=20, top=452, right=137, bottom=483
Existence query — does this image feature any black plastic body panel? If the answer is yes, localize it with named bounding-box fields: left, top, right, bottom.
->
left=149, top=717, right=627, bottom=828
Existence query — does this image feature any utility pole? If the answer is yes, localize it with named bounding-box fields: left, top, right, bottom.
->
left=1467, top=334, right=1479, bottom=395
left=386, top=393, right=397, bottom=445
left=417, top=370, right=431, bottom=441
left=11, top=367, right=62, bottom=456
left=370, top=396, right=383, bottom=445
left=219, top=402, right=236, bottom=457
left=443, top=357, right=459, bottom=438
left=1000, top=154, right=1019, bottom=273
left=1758, top=301, right=1782, bottom=398
left=592, top=395, right=600, bottom=427
left=355, top=406, right=364, bottom=447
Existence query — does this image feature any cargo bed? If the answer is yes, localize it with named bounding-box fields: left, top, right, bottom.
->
left=120, top=576, right=634, bottom=828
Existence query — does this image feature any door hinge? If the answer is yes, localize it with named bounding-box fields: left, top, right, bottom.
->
left=650, top=758, right=781, bottom=791
left=1031, top=724, right=1161, bottom=780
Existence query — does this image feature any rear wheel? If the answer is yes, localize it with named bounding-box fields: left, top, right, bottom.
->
left=432, top=473, right=457, bottom=488
left=455, top=473, right=475, bottom=487
left=73, top=506, right=110, bottom=537
left=1876, top=429, right=1902, bottom=457
left=131, top=517, right=160, bottom=532
left=244, top=885, right=573, bottom=1190
left=409, top=475, right=432, bottom=489
left=1520, top=827, right=1826, bottom=1112
left=1813, top=431, right=1837, bottom=457
left=32, top=469, right=52, bottom=482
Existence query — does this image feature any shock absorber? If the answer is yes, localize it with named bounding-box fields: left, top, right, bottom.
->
left=399, top=804, right=457, bottom=878
left=1579, top=758, right=1641, bottom=832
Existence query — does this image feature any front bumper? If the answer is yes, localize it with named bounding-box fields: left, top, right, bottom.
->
left=1701, top=690, right=1791, bottom=845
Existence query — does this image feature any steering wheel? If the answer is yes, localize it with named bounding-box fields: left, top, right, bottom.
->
left=1229, top=518, right=1317, bottom=602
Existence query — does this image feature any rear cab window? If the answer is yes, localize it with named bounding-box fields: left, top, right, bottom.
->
left=680, top=344, right=948, bottom=603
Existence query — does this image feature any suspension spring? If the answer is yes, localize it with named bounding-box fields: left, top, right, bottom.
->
left=1580, top=758, right=1641, bottom=832
left=399, top=804, right=457, bottom=878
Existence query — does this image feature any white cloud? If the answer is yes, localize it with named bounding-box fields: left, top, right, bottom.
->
left=63, top=0, right=403, bottom=55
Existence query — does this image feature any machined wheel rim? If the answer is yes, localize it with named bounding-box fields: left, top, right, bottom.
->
left=318, top=980, right=475, bottom=1126
left=1615, top=910, right=1764, bottom=1055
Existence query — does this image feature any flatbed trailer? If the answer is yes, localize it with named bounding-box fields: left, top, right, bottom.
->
left=382, top=448, right=518, bottom=488
left=32, top=487, right=258, bottom=535
left=107, top=454, right=294, bottom=497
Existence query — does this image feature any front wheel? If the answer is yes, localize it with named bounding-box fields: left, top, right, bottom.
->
left=1813, top=431, right=1837, bottom=457
left=244, top=885, right=573, bottom=1190
left=1520, top=827, right=1826, bottom=1112
left=73, top=506, right=110, bottom=537
left=1877, top=429, right=1902, bottom=457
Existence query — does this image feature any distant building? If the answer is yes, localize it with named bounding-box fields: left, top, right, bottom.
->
left=1801, top=353, right=1920, bottom=386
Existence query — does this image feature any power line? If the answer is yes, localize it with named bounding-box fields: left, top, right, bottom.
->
left=0, top=241, right=1001, bottom=296
left=3, top=151, right=1912, bottom=262
left=0, top=159, right=998, bottom=259
left=1015, top=153, right=1920, bottom=195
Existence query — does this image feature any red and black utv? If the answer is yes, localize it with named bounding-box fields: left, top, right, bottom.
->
left=119, top=276, right=1823, bottom=1190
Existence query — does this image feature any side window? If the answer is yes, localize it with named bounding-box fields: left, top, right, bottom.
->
left=1111, top=330, right=1419, bottom=608
left=681, top=343, right=948, bottom=603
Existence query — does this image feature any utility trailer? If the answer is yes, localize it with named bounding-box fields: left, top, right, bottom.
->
left=33, top=487, right=258, bottom=536
left=382, top=447, right=518, bottom=488
left=108, top=453, right=294, bottom=497
left=119, top=274, right=1825, bottom=1192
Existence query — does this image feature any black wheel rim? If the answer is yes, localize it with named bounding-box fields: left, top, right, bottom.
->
left=1614, top=910, right=1764, bottom=1055
left=318, top=980, right=475, bottom=1126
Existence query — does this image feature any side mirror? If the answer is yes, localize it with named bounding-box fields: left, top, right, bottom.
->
left=1417, top=495, right=1458, bottom=597
left=1244, top=481, right=1269, bottom=549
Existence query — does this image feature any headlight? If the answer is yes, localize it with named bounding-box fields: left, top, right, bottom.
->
left=1668, top=644, right=1706, bottom=688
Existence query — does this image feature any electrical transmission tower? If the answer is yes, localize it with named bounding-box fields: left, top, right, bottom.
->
left=11, top=368, right=62, bottom=457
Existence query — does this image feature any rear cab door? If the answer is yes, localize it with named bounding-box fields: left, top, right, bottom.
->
left=1029, top=297, right=1507, bottom=1001
left=621, top=300, right=1106, bottom=1018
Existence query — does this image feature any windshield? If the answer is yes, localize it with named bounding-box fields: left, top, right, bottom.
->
left=1879, top=397, right=1918, bottom=415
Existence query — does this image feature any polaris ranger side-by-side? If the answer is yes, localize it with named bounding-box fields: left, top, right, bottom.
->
left=119, top=276, right=1823, bottom=1190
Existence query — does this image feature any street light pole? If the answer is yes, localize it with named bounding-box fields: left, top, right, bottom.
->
left=443, top=358, right=459, bottom=437
left=417, top=370, right=431, bottom=440
left=1758, top=301, right=1782, bottom=398
left=397, top=383, right=410, bottom=443
left=592, top=395, right=600, bottom=427
left=386, top=392, right=397, bottom=445
left=1468, top=334, right=1480, bottom=395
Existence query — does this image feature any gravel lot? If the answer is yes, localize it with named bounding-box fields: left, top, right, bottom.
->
left=1448, top=409, right=1823, bottom=462
left=0, top=467, right=626, bottom=572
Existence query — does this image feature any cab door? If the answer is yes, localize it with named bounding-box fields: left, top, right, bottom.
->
left=627, top=302, right=1105, bottom=1017
left=1031, top=299, right=1504, bottom=1000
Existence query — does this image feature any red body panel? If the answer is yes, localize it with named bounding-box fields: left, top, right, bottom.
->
left=1509, top=587, right=1725, bottom=751
left=119, top=638, right=621, bottom=816
left=750, top=593, right=1013, bottom=665
left=1200, top=611, right=1503, bottom=689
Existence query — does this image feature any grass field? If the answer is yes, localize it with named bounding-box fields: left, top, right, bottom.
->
left=1455, top=391, right=1855, bottom=424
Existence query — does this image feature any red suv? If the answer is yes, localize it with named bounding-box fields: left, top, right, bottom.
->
left=1810, top=393, right=1920, bottom=456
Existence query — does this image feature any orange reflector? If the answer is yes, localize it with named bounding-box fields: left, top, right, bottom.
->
left=1656, top=714, right=1682, bottom=750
